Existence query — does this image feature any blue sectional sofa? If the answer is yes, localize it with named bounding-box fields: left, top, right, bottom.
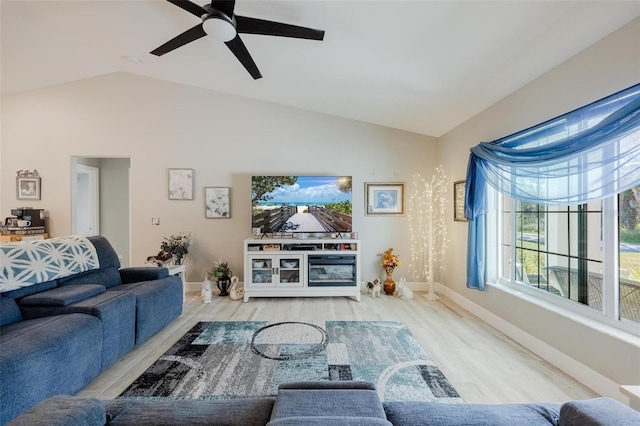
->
left=7, top=381, right=640, bottom=425
left=0, top=236, right=183, bottom=424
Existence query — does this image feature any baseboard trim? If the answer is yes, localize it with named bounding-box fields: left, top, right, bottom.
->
left=437, top=283, right=631, bottom=404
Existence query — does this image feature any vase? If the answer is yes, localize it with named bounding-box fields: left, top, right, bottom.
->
left=383, top=267, right=396, bottom=295
left=217, top=278, right=231, bottom=296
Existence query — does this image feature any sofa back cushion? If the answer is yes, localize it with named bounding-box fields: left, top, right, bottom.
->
left=0, top=297, right=23, bottom=326
left=58, top=236, right=122, bottom=289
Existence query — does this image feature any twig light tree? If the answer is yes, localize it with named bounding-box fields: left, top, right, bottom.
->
left=408, top=167, right=448, bottom=300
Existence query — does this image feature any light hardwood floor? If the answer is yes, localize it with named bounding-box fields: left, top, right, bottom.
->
left=78, top=292, right=599, bottom=404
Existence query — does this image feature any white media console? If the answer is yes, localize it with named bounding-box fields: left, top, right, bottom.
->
left=243, top=238, right=361, bottom=302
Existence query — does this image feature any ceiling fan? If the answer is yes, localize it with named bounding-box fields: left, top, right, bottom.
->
left=151, top=0, right=325, bottom=79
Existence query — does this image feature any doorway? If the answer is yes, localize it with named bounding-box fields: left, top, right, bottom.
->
left=75, top=164, right=99, bottom=236
left=71, top=157, right=131, bottom=267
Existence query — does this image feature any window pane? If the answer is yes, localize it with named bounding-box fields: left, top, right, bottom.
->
left=508, top=197, right=603, bottom=312
left=619, top=185, right=640, bottom=323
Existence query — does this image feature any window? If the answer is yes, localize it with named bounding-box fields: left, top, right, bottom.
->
left=500, top=187, right=639, bottom=328
left=619, top=185, right=640, bottom=322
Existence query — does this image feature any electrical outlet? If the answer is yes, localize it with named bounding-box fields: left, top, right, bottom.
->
left=152, top=217, right=160, bottom=225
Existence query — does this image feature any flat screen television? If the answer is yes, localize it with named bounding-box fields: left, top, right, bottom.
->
left=251, top=176, right=352, bottom=234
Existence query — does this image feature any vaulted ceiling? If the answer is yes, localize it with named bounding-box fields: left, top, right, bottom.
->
left=2, top=1, right=638, bottom=136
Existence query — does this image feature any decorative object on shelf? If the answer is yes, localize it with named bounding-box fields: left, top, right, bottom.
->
left=208, top=259, right=232, bottom=296
left=364, top=279, right=381, bottom=298
left=379, top=248, right=401, bottom=295
left=453, top=180, right=467, bottom=222
left=160, top=232, right=192, bottom=265
left=397, top=277, right=414, bottom=300
left=16, top=170, right=41, bottom=200
left=229, top=276, right=244, bottom=300
left=201, top=278, right=212, bottom=304
left=408, top=168, right=448, bottom=301
left=205, top=187, right=231, bottom=218
left=168, top=168, right=194, bottom=200
left=365, top=182, right=405, bottom=216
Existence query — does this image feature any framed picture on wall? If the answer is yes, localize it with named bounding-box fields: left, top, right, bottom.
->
left=205, top=187, right=231, bottom=218
left=168, top=169, right=194, bottom=200
left=454, top=180, right=467, bottom=222
left=16, top=177, right=41, bottom=200
left=365, top=182, right=405, bottom=216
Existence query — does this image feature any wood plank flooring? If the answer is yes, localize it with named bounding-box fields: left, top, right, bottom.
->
left=77, top=292, right=599, bottom=404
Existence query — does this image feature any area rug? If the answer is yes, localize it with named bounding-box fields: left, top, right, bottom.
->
left=119, top=321, right=463, bottom=403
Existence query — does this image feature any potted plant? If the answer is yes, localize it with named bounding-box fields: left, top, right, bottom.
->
left=160, top=232, right=192, bottom=265
left=208, top=259, right=232, bottom=296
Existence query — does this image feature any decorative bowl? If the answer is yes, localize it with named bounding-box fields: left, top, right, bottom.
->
left=253, top=261, right=265, bottom=268
left=281, top=261, right=297, bottom=268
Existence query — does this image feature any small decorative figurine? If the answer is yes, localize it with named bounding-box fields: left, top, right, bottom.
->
left=201, top=278, right=212, bottom=304
left=229, top=276, right=244, bottom=301
left=365, top=278, right=381, bottom=298
left=397, top=277, right=414, bottom=300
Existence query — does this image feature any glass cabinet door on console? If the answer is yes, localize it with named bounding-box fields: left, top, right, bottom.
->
left=248, top=254, right=303, bottom=288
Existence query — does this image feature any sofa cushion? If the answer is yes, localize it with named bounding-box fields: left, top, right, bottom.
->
left=58, top=267, right=122, bottom=289
left=559, top=397, right=640, bottom=425
left=383, top=401, right=561, bottom=426
left=19, top=285, right=105, bottom=307
left=1, top=280, right=57, bottom=300
left=271, top=388, right=388, bottom=420
left=0, top=314, right=103, bottom=424
left=7, top=396, right=105, bottom=426
left=104, top=398, right=275, bottom=426
left=0, top=297, right=22, bottom=326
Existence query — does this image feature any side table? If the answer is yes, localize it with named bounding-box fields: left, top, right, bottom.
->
left=166, top=265, right=186, bottom=301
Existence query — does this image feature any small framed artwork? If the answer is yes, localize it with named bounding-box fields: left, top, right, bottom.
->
left=168, top=169, right=194, bottom=200
left=454, top=180, right=467, bottom=222
left=16, top=177, right=41, bottom=200
left=205, top=187, right=231, bottom=218
left=365, top=182, right=405, bottom=216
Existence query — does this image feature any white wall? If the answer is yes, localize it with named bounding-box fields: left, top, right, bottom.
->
left=1, top=72, right=439, bottom=283
left=438, top=18, right=640, bottom=400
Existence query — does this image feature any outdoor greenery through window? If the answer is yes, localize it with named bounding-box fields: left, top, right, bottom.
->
left=501, top=185, right=640, bottom=324
left=619, top=185, right=640, bottom=322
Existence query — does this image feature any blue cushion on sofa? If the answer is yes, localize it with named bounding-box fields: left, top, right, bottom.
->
left=19, top=285, right=105, bottom=306
left=383, top=401, right=561, bottom=426
left=0, top=297, right=22, bottom=326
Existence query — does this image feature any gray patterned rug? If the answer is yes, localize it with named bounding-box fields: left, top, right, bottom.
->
left=119, top=321, right=463, bottom=403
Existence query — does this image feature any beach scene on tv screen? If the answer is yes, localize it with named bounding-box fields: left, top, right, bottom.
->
left=252, top=176, right=352, bottom=234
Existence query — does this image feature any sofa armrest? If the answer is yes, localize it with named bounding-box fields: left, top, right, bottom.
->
left=119, top=267, right=169, bottom=284
left=559, top=397, right=640, bottom=426
left=7, top=396, right=105, bottom=426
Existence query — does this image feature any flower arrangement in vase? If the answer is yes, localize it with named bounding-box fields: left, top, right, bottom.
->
left=160, top=232, right=192, bottom=265
left=378, top=248, right=401, bottom=295
left=208, top=259, right=232, bottom=296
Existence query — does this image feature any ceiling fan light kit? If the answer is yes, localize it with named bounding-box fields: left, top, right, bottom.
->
left=151, top=0, right=325, bottom=79
left=202, top=13, right=236, bottom=42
